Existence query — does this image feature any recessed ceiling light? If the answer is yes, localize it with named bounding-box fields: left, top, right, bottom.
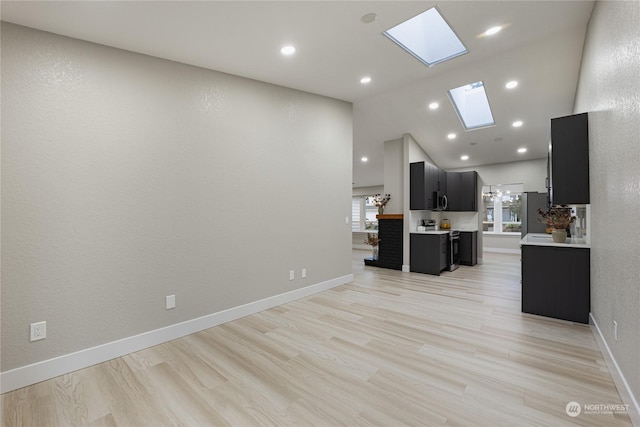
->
left=360, top=76, right=372, bottom=84
left=461, top=155, right=469, bottom=161
left=429, top=102, right=439, bottom=110
left=361, top=13, right=378, bottom=24
left=484, top=26, right=502, bottom=36
left=447, top=133, right=456, bottom=139
left=505, top=80, right=518, bottom=89
left=512, top=120, right=523, bottom=127
left=361, top=157, right=368, bottom=162
left=517, top=148, right=527, bottom=153
left=280, top=45, right=296, bottom=56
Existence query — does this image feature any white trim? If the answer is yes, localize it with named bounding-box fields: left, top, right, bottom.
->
left=0, top=274, right=353, bottom=394
left=590, top=313, right=640, bottom=426
left=482, top=247, right=520, bottom=254
left=353, top=244, right=372, bottom=250
left=402, top=265, right=410, bottom=272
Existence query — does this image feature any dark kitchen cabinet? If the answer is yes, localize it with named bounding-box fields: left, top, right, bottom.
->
left=445, top=171, right=478, bottom=212
left=411, top=162, right=476, bottom=212
left=446, top=172, right=461, bottom=211
left=550, top=113, right=589, bottom=205
left=410, top=162, right=428, bottom=210
left=521, top=245, right=590, bottom=324
left=410, top=233, right=448, bottom=275
left=436, top=169, right=447, bottom=192
left=459, top=231, right=477, bottom=266
left=410, top=161, right=440, bottom=210
left=460, top=171, right=478, bottom=211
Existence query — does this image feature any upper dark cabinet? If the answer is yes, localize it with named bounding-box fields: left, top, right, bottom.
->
left=445, top=171, right=478, bottom=212
left=410, top=162, right=430, bottom=210
left=550, top=113, right=589, bottom=205
left=445, top=172, right=461, bottom=211
left=459, top=171, right=478, bottom=212
left=411, top=162, right=477, bottom=211
left=410, top=161, right=440, bottom=210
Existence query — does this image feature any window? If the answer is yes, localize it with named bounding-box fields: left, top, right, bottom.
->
left=482, top=184, right=522, bottom=233
left=448, top=81, right=495, bottom=130
left=351, top=196, right=380, bottom=231
left=383, top=7, right=467, bottom=67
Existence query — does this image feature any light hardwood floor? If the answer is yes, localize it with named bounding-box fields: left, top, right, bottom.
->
left=2, top=250, right=632, bottom=426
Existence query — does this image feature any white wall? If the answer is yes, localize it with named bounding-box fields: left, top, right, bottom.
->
left=383, top=138, right=404, bottom=215
left=450, top=158, right=547, bottom=192
left=573, top=0, right=640, bottom=420
left=1, top=24, right=353, bottom=374
left=352, top=185, right=384, bottom=197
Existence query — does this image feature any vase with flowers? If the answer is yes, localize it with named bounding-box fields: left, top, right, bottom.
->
left=537, top=206, right=576, bottom=243
left=371, top=193, right=391, bottom=215
left=364, top=233, right=379, bottom=260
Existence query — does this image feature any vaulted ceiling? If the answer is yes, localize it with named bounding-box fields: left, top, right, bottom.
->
left=1, top=1, right=595, bottom=187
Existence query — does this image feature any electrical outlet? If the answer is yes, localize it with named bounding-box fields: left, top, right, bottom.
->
left=302, top=268, right=307, bottom=278
left=289, top=270, right=295, bottom=281
left=345, top=216, right=350, bottom=224
left=30, top=321, right=47, bottom=342
left=613, top=321, right=618, bottom=341
left=166, top=295, right=176, bottom=310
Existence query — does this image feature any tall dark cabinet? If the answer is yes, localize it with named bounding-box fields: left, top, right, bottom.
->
left=550, top=113, right=589, bottom=205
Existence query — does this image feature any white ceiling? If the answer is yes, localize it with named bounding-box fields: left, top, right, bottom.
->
left=1, top=1, right=595, bottom=187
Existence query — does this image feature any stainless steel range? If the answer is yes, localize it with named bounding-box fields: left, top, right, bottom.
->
left=448, top=230, right=460, bottom=271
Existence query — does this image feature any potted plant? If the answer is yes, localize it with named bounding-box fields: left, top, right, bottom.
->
left=537, top=206, right=576, bottom=243
left=371, top=193, right=391, bottom=215
left=364, top=233, right=379, bottom=259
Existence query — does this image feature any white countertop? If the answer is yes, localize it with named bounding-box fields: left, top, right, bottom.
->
left=411, top=230, right=451, bottom=235
left=520, top=233, right=590, bottom=249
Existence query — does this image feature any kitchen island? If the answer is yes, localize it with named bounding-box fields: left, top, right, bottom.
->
left=520, top=233, right=590, bottom=323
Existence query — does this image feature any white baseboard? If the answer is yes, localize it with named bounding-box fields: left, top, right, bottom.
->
left=0, top=274, right=353, bottom=394
left=483, top=247, right=520, bottom=254
left=590, top=313, right=640, bottom=426
left=402, top=265, right=410, bottom=272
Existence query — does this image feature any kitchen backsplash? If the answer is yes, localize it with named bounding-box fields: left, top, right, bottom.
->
left=410, top=210, right=479, bottom=231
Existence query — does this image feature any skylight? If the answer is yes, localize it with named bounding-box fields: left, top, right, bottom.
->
left=448, top=81, right=495, bottom=130
left=383, top=7, right=467, bottom=67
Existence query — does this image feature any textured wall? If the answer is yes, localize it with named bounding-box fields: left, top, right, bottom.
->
left=573, top=0, right=640, bottom=409
left=1, top=23, right=353, bottom=371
